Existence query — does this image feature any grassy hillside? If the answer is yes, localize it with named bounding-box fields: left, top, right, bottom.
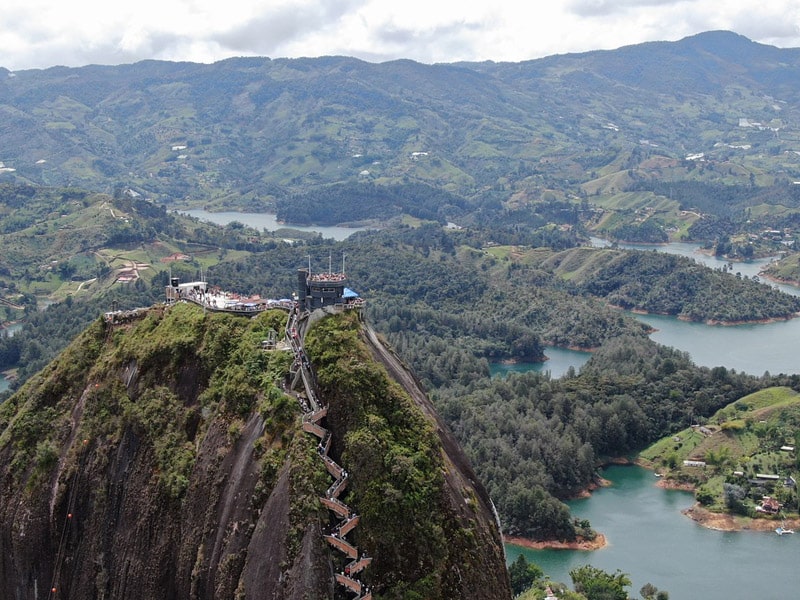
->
left=762, top=252, right=800, bottom=286
left=0, top=183, right=288, bottom=313
left=640, top=387, right=800, bottom=517
left=3, top=32, right=800, bottom=240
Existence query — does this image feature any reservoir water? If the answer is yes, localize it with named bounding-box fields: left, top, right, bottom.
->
left=503, top=242, right=800, bottom=599
left=506, top=465, right=800, bottom=600
left=636, top=312, right=800, bottom=375
left=490, top=346, right=591, bottom=379
left=0, top=323, right=21, bottom=394
left=178, top=209, right=368, bottom=241
left=590, top=238, right=800, bottom=375
left=492, top=241, right=800, bottom=378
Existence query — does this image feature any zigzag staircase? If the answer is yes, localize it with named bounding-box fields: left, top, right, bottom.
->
left=286, top=307, right=373, bottom=600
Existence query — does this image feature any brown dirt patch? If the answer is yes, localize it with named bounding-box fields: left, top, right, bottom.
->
left=654, top=478, right=696, bottom=492
left=683, top=504, right=800, bottom=532
left=504, top=534, right=607, bottom=551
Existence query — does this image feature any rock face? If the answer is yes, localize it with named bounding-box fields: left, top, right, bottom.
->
left=0, top=303, right=510, bottom=600
left=360, top=324, right=509, bottom=591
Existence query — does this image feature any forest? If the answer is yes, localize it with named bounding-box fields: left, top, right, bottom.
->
left=535, top=247, right=800, bottom=322
left=4, top=218, right=800, bottom=541
left=6, top=36, right=800, bottom=597
left=275, top=181, right=468, bottom=225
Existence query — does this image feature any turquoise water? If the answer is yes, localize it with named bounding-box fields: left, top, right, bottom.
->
left=498, top=243, right=800, bottom=598
left=499, top=313, right=800, bottom=378
left=635, top=312, right=800, bottom=375
left=590, top=238, right=800, bottom=375
left=506, top=465, right=800, bottom=600
left=490, top=347, right=592, bottom=379
left=0, top=323, right=21, bottom=394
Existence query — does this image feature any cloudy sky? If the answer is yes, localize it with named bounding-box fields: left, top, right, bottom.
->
left=2, top=0, right=799, bottom=71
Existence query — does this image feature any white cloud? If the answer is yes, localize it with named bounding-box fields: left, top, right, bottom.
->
left=0, top=0, right=799, bottom=70
left=565, top=0, right=688, bottom=18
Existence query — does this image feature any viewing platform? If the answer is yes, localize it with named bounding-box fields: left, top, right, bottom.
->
left=297, top=266, right=364, bottom=312
left=165, top=279, right=295, bottom=314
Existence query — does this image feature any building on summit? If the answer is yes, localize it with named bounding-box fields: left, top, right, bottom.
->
left=297, top=268, right=362, bottom=311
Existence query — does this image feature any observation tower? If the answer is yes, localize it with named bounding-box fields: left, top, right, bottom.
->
left=297, top=253, right=362, bottom=312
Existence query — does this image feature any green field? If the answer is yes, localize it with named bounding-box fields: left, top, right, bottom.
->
left=639, top=387, right=800, bottom=516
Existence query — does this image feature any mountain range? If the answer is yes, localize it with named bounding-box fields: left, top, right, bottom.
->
left=2, top=30, right=800, bottom=226
left=5, top=31, right=800, bottom=599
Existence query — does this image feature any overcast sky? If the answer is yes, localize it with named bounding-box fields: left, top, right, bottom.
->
left=2, top=0, right=799, bottom=71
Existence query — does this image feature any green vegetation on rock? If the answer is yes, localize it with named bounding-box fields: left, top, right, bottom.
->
left=305, top=310, right=510, bottom=599
left=0, top=302, right=342, bottom=598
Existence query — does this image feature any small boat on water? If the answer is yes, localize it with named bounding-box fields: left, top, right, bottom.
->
left=775, top=525, right=794, bottom=535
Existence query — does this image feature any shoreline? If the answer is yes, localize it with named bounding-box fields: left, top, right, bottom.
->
left=653, top=477, right=696, bottom=493
left=495, top=342, right=601, bottom=361
left=503, top=474, right=615, bottom=551
left=506, top=460, right=800, bottom=550
left=611, top=303, right=799, bottom=327
left=760, top=272, right=800, bottom=288
left=702, top=312, right=800, bottom=326
left=644, top=463, right=800, bottom=533
left=682, top=504, right=800, bottom=532
left=504, top=533, right=607, bottom=551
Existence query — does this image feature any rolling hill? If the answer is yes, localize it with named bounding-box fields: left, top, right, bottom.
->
left=2, top=31, right=800, bottom=235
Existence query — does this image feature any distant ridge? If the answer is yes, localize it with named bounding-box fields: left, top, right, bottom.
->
left=2, top=30, right=800, bottom=215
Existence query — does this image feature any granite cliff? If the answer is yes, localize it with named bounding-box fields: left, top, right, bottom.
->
left=0, top=302, right=510, bottom=600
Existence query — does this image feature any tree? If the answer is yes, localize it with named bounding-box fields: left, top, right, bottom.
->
left=640, top=583, right=658, bottom=599
left=723, top=482, right=748, bottom=514
left=640, top=582, right=669, bottom=599
left=508, top=555, right=543, bottom=596
left=570, top=565, right=631, bottom=600
left=57, top=261, right=76, bottom=280
left=695, top=487, right=715, bottom=506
